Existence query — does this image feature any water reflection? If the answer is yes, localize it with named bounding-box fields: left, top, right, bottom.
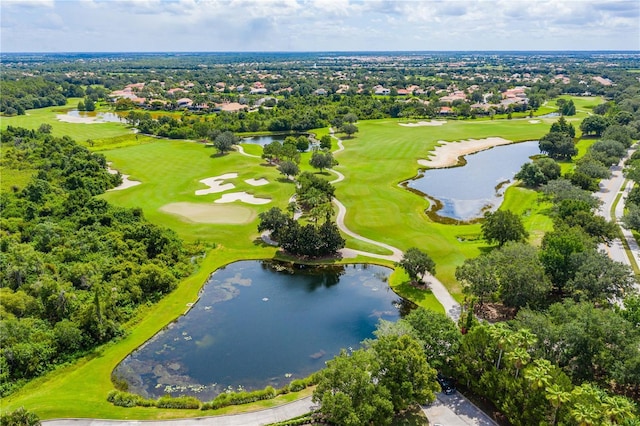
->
left=407, top=141, right=540, bottom=221
left=114, top=261, right=403, bottom=401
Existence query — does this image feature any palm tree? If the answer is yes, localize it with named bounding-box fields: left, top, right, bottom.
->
left=506, top=347, right=530, bottom=378
left=513, top=328, right=537, bottom=350
left=524, top=358, right=552, bottom=390
left=488, top=322, right=512, bottom=370
left=603, top=395, right=636, bottom=424
left=571, top=403, right=602, bottom=426
left=545, top=383, right=571, bottom=426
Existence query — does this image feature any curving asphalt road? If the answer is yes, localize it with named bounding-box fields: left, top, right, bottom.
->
left=595, top=146, right=640, bottom=274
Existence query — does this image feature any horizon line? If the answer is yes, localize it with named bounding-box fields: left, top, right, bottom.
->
left=2, top=49, right=640, bottom=55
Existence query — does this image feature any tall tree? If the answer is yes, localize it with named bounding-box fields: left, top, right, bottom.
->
left=313, top=349, right=394, bottom=426
left=213, top=131, right=237, bottom=155
left=396, top=248, right=436, bottom=285
left=369, top=334, right=439, bottom=412
left=341, top=123, right=358, bottom=138
left=403, top=308, right=461, bottom=371
left=539, top=132, right=577, bottom=160
left=481, top=210, right=529, bottom=247
left=309, top=150, right=337, bottom=172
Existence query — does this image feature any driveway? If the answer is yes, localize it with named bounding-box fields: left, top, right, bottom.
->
left=423, top=392, right=498, bottom=426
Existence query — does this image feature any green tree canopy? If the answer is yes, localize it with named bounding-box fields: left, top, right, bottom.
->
left=213, top=130, right=237, bottom=154
left=397, top=248, right=436, bottom=285
left=481, top=210, right=529, bottom=247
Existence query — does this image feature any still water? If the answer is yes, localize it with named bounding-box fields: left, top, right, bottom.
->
left=241, top=133, right=311, bottom=146
left=407, top=141, right=540, bottom=221
left=114, top=261, right=405, bottom=400
left=66, top=110, right=125, bottom=122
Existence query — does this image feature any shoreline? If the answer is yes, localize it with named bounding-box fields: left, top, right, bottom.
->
left=418, top=137, right=513, bottom=169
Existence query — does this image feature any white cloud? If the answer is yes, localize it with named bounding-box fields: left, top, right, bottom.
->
left=0, top=0, right=638, bottom=51
left=2, top=0, right=55, bottom=8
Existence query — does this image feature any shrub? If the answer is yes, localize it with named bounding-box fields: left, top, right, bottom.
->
left=156, top=395, right=201, bottom=409
left=202, top=386, right=277, bottom=410
left=288, top=376, right=316, bottom=393
left=107, top=390, right=142, bottom=408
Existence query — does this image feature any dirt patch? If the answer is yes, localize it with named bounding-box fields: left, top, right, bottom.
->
left=215, top=192, right=271, bottom=205
left=195, top=173, right=238, bottom=195
left=475, top=302, right=517, bottom=322
left=245, top=178, right=269, bottom=186
left=399, top=120, right=447, bottom=127
left=160, top=202, right=256, bottom=224
left=418, top=137, right=513, bottom=169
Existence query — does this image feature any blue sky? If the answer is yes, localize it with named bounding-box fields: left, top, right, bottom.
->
left=1, top=0, right=639, bottom=52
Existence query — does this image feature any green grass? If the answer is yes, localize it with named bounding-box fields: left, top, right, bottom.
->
left=389, top=269, right=444, bottom=313
left=0, top=99, right=133, bottom=141
left=84, top=134, right=159, bottom=151
left=100, top=140, right=294, bottom=245
left=1, top=96, right=601, bottom=419
left=0, top=168, right=35, bottom=192
left=391, top=404, right=428, bottom=425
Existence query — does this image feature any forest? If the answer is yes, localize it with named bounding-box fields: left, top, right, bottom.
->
left=0, top=126, right=197, bottom=396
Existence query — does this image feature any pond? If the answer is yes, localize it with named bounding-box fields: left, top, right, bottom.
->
left=241, top=133, right=312, bottom=147
left=114, top=261, right=406, bottom=401
left=406, top=141, right=540, bottom=222
left=65, top=110, right=125, bottom=123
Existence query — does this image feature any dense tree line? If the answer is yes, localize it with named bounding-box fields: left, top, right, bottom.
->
left=0, top=127, right=194, bottom=396
left=450, top=112, right=640, bottom=423
left=0, top=78, right=67, bottom=116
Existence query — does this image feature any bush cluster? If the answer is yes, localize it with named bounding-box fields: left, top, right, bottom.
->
left=106, top=375, right=318, bottom=411
left=106, top=391, right=197, bottom=409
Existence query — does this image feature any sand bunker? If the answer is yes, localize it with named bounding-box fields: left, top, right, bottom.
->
left=529, top=120, right=541, bottom=124
left=215, top=192, right=271, bottom=205
left=195, top=173, right=238, bottom=195
left=418, top=137, right=513, bottom=169
left=160, top=202, right=256, bottom=224
left=107, top=166, right=141, bottom=191
left=245, top=178, right=269, bottom=186
left=399, top=120, right=447, bottom=127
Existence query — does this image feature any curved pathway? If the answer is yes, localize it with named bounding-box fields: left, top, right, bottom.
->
left=43, top=397, right=315, bottom=426
left=233, top=144, right=261, bottom=158
left=327, top=137, right=461, bottom=321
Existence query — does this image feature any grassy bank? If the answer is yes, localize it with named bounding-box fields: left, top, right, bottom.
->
left=1, top=97, right=598, bottom=419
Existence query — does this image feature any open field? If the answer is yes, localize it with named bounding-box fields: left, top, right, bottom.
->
left=0, top=99, right=134, bottom=141
left=2, top=97, right=595, bottom=419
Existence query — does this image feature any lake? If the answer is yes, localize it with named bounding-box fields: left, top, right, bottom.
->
left=407, top=141, right=540, bottom=221
left=64, top=110, right=125, bottom=122
left=113, top=261, right=405, bottom=401
left=241, top=133, right=312, bottom=147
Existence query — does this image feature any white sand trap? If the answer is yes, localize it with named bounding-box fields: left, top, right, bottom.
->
left=56, top=114, right=99, bottom=124
left=399, top=120, right=447, bottom=127
left=245, top=178, right=269, bottom=186
left=107, top=165, right=141, bottom=191
left=418, top=137, right=513, bottom=169
left=529, top=120, right=541, bottom=124
left=215, top=192, right=271, bottom=205
left=195, top=173, right=238, bottom=195
left=160, top=202, right=256, bottom=224
left=110, top=175, right=141, bottom=191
